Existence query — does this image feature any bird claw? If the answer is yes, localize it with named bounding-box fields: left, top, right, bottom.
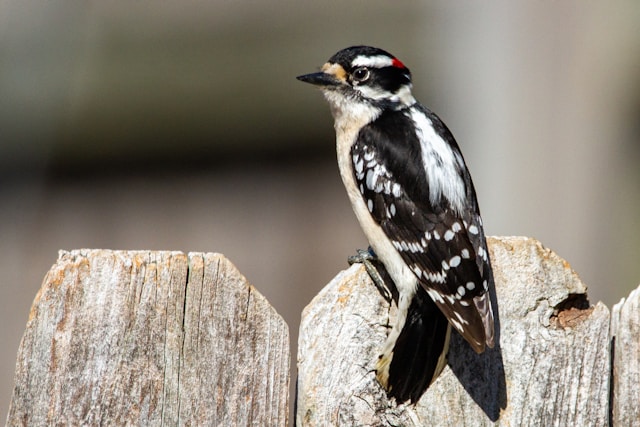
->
left=348, top=247, right=393, bottom=303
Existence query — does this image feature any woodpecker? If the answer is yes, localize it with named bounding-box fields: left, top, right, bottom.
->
left=297, top=46, right=495, bottom=404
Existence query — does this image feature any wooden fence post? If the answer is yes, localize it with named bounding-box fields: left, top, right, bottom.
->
left=297, top=236, right=619, bottom=426
left=611, top=287, right=640, bottom=426
left=6, top=250, right=289, bottom=426
left=6, top=238, right=640, bottom=426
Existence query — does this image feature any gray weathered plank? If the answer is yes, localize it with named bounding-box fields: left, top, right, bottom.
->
left=611, top=285, right=640, bottom=427
left=6, top=250, right=289, bottom=426
left=297, top=236, right=610, bottom=426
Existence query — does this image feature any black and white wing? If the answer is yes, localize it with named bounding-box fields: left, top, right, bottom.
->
left=352, top=107, right=494, bottom=352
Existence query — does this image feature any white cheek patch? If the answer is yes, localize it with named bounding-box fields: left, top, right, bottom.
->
left=355, top=84, right=390, bottom=101
left=355, top=84, right=416, bottom=108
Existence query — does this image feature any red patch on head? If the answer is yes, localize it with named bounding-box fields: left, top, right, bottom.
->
left=392, top=57, right=406, bottom=69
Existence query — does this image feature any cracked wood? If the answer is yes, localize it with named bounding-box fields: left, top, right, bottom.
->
left=6, top=250, right=289, bottom=426
left=297, top=236, right=612, bottom=426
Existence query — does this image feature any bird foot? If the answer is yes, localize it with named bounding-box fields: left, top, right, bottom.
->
left=348, top=247, right=393, bottom=303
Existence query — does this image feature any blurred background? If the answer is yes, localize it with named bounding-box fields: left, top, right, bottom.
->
left=2, top=1, right=640, bottom=420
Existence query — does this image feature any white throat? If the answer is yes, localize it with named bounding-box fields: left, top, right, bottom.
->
left=322, top=90, right=381, bottom=134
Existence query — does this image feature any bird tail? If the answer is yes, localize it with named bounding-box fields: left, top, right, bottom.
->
left=376, top=286, right=452, bottom=404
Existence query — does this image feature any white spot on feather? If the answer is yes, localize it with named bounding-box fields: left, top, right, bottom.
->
left=410, top=265, right=423, bottom=277
left=449, top=255, right=461, bottom=267
left=427, top=288, right=445, bottom=304
left=354, top=156, right=364, bottom=176
left=444, top=229, right=455, bottom=241
left=392, top=183, right=402, bottom=197
left=425, top=270, right=446, bottom=284
left=450, top=317, right=464, bottom=333
left=453, top=310, right=468, bottom=325
left=365, top=169, right=376, bottom=191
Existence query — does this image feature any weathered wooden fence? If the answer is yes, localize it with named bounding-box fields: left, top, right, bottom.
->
left=6, top=237, right=640, bottom=426
left=5, top=251, right=289, bottom=426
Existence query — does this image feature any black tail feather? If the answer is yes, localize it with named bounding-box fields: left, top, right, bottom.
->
left=387, top=286, right=451, bottom=403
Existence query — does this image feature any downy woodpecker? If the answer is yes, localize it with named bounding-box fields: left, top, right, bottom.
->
left=297, top=46, right=495, bottom=404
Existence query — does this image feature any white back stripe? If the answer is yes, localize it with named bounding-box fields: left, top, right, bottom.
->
left=409, top=109, right=466, bottom=214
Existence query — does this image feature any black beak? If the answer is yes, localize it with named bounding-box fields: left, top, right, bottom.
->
left=296, top=72, right=340, bottom=87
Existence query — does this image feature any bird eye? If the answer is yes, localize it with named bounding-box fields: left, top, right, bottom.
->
left=352, top=67, right=370, bottom=83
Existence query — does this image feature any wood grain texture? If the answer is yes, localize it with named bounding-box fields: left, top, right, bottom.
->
left=297, top=236, right=611, bottom=426
left=6, top=250, right=289, bottom=426
left=611, top=285, right=640, bottom=426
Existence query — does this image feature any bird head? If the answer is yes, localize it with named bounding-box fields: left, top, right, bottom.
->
left=297, top=46, right=416, bottom=123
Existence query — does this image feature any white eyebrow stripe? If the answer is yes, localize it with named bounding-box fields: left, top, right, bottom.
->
left=352, top=54, right=393, bottom=68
